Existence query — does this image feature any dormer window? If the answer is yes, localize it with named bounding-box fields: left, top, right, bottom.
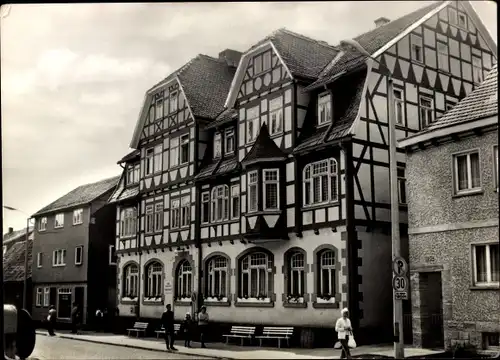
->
left=214, top=133, right=222, bottom=158
left=269, top=97, right=283, bottom=135
left=318, top=93, right=332, bottom=126
left=127, top=164, right=140, bottom=185
left=225, top=128, right=235, bottom=154
left=169, top=91, right=178, bottom=113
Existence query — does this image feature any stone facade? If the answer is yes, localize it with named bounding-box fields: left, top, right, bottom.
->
left=406, top=129, right=499, bottom=350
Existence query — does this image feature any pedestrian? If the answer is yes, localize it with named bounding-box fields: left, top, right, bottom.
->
left=198, top=306, right=209, bottom=348
left=46, top=305, right=57, bottom=336
left=335, top=308, right=353, bottom=359
left=182, top=312, right=194, bottom=348
left=95, top=308, right=104, bottom=332
left=161, top=304, right=177, bottom=351
left=103, top=308, right=109, bottom=332
left=71, top=302, right=79, bottom=334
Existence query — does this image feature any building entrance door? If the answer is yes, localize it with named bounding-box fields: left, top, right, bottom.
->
left=57, top=288, right=72, bottom=319
left=419, top=272, right=444, bottom=349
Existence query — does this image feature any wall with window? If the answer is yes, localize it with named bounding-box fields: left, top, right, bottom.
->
left=198, top=227, right=347, bottom=326
left=406, top=129, right=499, bottom=349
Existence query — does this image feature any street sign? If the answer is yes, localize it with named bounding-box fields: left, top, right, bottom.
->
left=393, top=275, right=408, bottom=292
left=395, top=292, right=408, bottom=300
left=392, top=257, right=408, bottom=276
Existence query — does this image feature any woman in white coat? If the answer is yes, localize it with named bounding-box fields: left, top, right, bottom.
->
left=335, top=308, right=352, bottom=359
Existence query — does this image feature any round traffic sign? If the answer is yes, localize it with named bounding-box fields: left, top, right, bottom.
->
left=392, top=257, right=408, bottom=276
left=392, top=276, right=408, bottom=292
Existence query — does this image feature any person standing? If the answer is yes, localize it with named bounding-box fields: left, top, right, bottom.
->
left=198, top=306, right=209, bottom=348
left=335, top=308, right=353, bottom=359
left=46, top=306, right=57, bottom=336
left=182, top=312, right=194, bottom=348
left=70, top=302, right=79, bottom=334
left=161, top=304, right=177, bottom=351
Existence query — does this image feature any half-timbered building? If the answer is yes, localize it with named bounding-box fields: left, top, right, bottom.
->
left=112, top=0, right=497, bottom=347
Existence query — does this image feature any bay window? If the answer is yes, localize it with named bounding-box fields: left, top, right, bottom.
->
left=303, top=158, right=338, bottom=206
left=145, top=261, right=163, bottom=298
left=263, top=169, right=279, bottom=210
left=127, top=164, right=140, bottom=185
left=120, top=207, right=137, bottom=238
left=248, top=171, right=258, bottom=213
left=453, top=150, right=481, bottom=194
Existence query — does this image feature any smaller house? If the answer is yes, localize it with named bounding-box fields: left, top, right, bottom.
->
left=3, top=227, right=35, bottom=310
left=399, top=65, right=498, bottom=352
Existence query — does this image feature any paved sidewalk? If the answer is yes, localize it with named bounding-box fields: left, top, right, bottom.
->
left=35, top=329, right=445, bottom=359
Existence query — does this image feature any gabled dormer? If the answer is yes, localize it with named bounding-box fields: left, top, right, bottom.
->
left=241, top=123, right=287, bottom=241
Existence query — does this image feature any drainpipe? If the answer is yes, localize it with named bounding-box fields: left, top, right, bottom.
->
left=136, top=202, right=142, bottom=320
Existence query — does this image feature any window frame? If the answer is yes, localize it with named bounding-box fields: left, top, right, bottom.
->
left=419, top=95, right=434, bottom=129
left=145, top=261, right=163, bottom=298
left=398, top=167, right=407, bottom=205
left=154, top=203, right=163, bottom=232
left=36, top=288, right=43, bottom=307
left=145, top=204, right=154, bottom=234
left=123, top=263, right=139, bottom=298
left=253, top=53, right=263, bottom=75
left=437, top=41, right=450, bottom=72
left=37, top=252, right=43, bottom=268
left=239, top=252, right=273, bottom=299
left=317, top=92, right=332, bottom=126
left=201, top=192, right=210, bottom=224
left=74, top=246, right=83, bottom=266
left=263, top=169, right=280, bottom=211
left=457, top=12, right=467, bottom=30
left=317, top=250, right=337, bottom=297
left=246, top=106, right=260, bottom=144
left=73, top=208, right=83, bottom=225
left=176, top=260, right=193, bottom=300
left=225, top=128, right=235, bottom=154
left=171, top=199, right=180, bottom=229
left=269, top=96, right=284, bottom=135
left=231, top=184, right=240, bottom=219
left=120, top=207, right=137, bottom=238
left=153, top=145, right=163, bottom=173
left=472, top=243, right=499, bottom=287
left=213, top=132, right=222, bottom=158
left=472, top=55, right=483, bottom=84
left=303, top=158, right=339, bottom=207
left=180, top=196, right=191, bottom=227
left=169, top=91, right=178, bottom=114
left=453, top=149, right=482, bottom=195
left=179, top=134, right=190, bottom=165
left=494, top=145, right=498, bottom=191
left=211, top=185, right=229, bottom=222
left=247, top=170, right=259, bottom=213
left=206, top=256, right=228, bottom=298
left=155, top=98, right=163, bottom=121
left=145, top=147, right=155, bottom=176
left=288, top=252, right=306, bottom=297
left=54, top=213, right=64, bottom=229
left=126, top=163, right=140, bottom=185
left=393, top=89, right=405, bottom=125
left=52, top=249, right=66, bottom=267
left=43, top=287, right=50, bottom=307
left=39, top=217, right=47, bottom=231
left=410, top=34, right=423, bottom=63
left=109, top=245, right=117, bottom=266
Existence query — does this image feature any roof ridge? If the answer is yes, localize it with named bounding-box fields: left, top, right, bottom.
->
left=279, top=27, right=338, bottom=50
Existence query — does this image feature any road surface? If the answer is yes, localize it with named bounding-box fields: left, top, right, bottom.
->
left=29, top=335, right=211, bottom=359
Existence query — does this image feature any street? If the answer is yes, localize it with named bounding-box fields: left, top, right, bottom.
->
left=29, top=335, right=212, bottom=359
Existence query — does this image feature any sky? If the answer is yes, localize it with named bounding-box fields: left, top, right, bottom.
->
left=1, top=1, right=497, bottom=234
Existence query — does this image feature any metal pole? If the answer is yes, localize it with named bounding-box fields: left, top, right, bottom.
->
left=387, top=77, right=404, bottom=359
left=23, top=217, right=30, bottom=310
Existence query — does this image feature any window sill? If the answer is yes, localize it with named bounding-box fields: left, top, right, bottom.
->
left=204, top=300, right=231, bottom=307
left=283, top=301, right=307, bottom=308
left=235, top=300, right=274, bottom=308
left=54, top=227, right=64, bottom=230
left=312, top=301, right=340, bottom=309
left=170, top=226, right=190, bottom=231
left=174, top=300, right=192, bottom=306
left=470, top=285, right=499, bottom=291
left=121, top=298, right=138, bottom=305
left=144, top=171, right=162, bottom=178
left=452, top=189, right=484, bottom=198
left=72, top=223, right=83, bottom=226
left=204, top=218, right=239, bottom=226
left=302, top=202, right=339, bottom=211
left=169, top=163, right=190, bottom=172
left=52, top=264, right=66, bottom=268
left=246, top=210, right=282, bottom=216
left=75, top=263, right=82, bottom=267
left=143, top=297, right=164, bottom=306
left=120, top=235, right=136, bottom=240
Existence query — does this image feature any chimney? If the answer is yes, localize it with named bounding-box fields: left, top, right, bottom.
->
left=8, top=227, right=13, bottom=234
left=374, top=17, right=391, bottom=28
left=218, top=49, right=242, bottom=68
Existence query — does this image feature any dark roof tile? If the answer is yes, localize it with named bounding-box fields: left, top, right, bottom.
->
left=34, top=175, right=120, bottom=216
left=242, top=123, right=286, bottom=164
left=3, top=239, right=32, bottom=282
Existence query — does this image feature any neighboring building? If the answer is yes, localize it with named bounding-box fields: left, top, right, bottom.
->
left=31, top=176, right=120, bottom=326
left=3, top=227, right=34, bottom=310
left=112, top=0, right=497, bottom=346
left=399, top=65, right=498, bottom=352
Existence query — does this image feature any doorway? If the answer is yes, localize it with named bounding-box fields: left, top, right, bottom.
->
left=419, top=272, right=444, bottom=349
left=57, top=288, right=72, bottom=319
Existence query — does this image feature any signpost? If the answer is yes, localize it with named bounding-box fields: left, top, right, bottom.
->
left=392, top=257, right=409, bottom=301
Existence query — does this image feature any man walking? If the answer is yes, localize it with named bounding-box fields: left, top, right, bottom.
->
left=71, top=302, right=79, bottom=334
left=161, top=304, right=177, bottom=351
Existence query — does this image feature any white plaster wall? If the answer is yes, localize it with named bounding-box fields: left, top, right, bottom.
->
left=199, top=227, right=347, bottom=327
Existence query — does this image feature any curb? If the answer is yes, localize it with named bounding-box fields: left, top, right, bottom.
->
left=36, top=331, right=228, bottom=359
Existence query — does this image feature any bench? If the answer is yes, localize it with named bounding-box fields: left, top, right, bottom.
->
left=127, top=322, right=149, bottom=338
left=255, top=327, right=294, bottom=348
left=155, top=323, right=181, bottom=339
left=222, top=326, right=256, bottom=346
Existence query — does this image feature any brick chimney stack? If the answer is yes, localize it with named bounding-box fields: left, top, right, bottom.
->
left=374, top=17, right=391, bottom=28
left=218, top=49, right=242, bottom=68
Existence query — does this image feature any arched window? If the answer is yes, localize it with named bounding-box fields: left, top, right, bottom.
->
left=288, top=252, right=305, bottom=296
left=303, top=158, right=338, bottom=206
left=318, top=250, right=336, bottom=296
left=145, top=261, right=163, bottom=297
left=206, top=256, right=228, bottom=298
left=123, top=263, right=138, bottom=298
left=176, top=260, right=193, bottom=300
left=240, top=252, right=273, bottom=299
left=211, top=185, right=229, bottom=222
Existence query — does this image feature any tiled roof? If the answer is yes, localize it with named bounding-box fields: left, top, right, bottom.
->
left=242, top=124, right=286, bottom=164
left=250, top=28, right=340, bottom=80
left=33, top=175, right=120, bottom=217
left=295, top=67, right=367, bottom=153
left=179, top=55, right=237, bottom=120
left=215, top=157, right=240, bottom=176
left=108, top=172, right=139, bottom=204
left=354, top=2, right=442, bottom=55
left=195, top=162, right=219, bottom=181
left=403, top=65, right=498, bottom=140
left=118, top=149, right=140, bottom=164
left=3, top=227, right=34, bottom=245
left=206, top=108, right=237, bottom=130
left=195, top=156, right=240, bottom=182
left=3, top=239, right=32, bottom=282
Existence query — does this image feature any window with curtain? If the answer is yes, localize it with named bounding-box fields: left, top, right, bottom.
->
left=303, top=158, right=338, bottom=206
left=176, top=260, right=193, bottom=299
left=288, top=252, right=305, bottom=297
left=123, top=263, right=139, bottom=298
left=473, top=244, right=499, bottom=286
left=454, top=151, right=481, bottom=194
left=211, top=185, right=229, bottom=222
left=263, top=169, right=279, bottom=210
left=145, top=262, right=162, bottom=297
left=317, top=250, right=336, bottom=296
left=206, top=256, right=228, bottom=298
left=239, top=252, right=273, bottom=299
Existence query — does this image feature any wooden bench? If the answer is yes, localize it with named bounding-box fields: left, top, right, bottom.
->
left=222, top=326, right=256, bottom=346
left=127, top=322, right=148, bottom=338
left=155, top=323, right=181, bottom=339
left=255, top=327, right=294, bottom=348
